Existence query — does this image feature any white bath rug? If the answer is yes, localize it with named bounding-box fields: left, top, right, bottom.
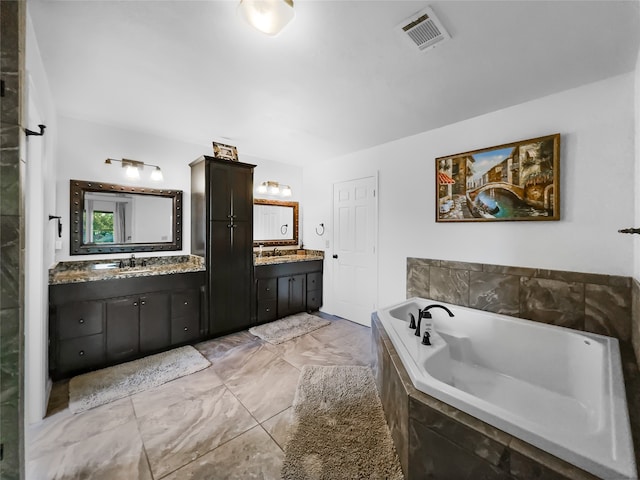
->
left=282, top=365, right=404, bottom=480
left=249, top=312, right=330, bottom=345
left=68, top=345, right=210, bottom=414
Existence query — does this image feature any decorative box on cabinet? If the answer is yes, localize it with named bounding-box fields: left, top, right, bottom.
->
left=254, top=260, right=323, bottom=324
left=49, top=272, right=205, bottom=380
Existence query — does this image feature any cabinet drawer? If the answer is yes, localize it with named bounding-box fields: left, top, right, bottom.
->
left=307, top=272, right=322, bottom=292
left=257, top=278, right=277, bottom=301
left=307, top=289, right=322, bottom=311
left=171, top=316, right=201, bottom=345
left=171, top=290, right=200, bottom=318
left=58, top=334, right=105, bottom=373
left=257, top=300, right=277, bottom=323
left=58, top=302, right=103, bottom=340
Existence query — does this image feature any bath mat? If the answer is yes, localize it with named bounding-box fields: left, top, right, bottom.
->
left=68, top=345, right=210, bottom=414
left=249, top=312, right=330, bottom=345
left=282, top=365, right=404, bottom=480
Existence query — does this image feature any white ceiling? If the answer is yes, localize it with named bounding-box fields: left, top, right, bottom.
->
left=29, top=0, right=640, bottom=166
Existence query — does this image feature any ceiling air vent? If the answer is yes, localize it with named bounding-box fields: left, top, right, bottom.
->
left=397, top=6, right=450, bottom=52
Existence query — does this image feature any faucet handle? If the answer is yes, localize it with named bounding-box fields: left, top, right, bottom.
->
left=421, top=331, right=431, bottom=346
left=409, top=313, right=416, bottom=329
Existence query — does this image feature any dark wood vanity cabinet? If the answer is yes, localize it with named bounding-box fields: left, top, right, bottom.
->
left=49, top=272, right=205, bottom=380
left=191, top=156, right=256, bottom=337
left=255, top=260, right=323, bottom=324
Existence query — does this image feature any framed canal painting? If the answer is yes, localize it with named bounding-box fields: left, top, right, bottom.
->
left=436, top=133, right=560, bottom=222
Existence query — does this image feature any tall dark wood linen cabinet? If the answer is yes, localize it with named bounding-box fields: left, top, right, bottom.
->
left=190, top=156, right=256, bottom=336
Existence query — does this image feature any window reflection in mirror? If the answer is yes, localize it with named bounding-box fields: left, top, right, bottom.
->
left=253, top=199, right=298, bottom=247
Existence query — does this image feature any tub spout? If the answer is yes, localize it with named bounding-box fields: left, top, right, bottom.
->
left=415, top=304, right=455, bottom=337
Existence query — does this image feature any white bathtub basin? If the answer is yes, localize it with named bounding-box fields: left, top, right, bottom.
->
left=376, top=297, right=637, bottom=479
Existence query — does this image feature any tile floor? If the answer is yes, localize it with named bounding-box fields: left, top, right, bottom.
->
left=26, top=315, right=372, bottom=480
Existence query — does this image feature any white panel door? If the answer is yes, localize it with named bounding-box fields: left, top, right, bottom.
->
left=332, top=176, right=377, bottom=326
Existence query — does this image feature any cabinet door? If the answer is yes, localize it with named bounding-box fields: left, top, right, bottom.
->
left=277, top=274, right=306, bottom=317
left=209, top=162, right=253, bottom=222
left=106, top=297, right=140, bottom=362
left=210, top=220, right=253, bottom=334
left=139, top=292, right=171, bottom=353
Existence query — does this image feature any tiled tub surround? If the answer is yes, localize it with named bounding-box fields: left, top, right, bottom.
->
left=373, top=315, right=606, bottom=480
left=407, top=258, right=633, bottom=352
left=49, top=255, right=205, bottom=285
left=375, top=299, right=636, bottom=479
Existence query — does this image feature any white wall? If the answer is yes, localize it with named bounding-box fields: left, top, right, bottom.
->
left=25, top=8, right=58, bottom=426
left=54, top=115, right=203, bottom=261
left=303, top=73, right=636, bottom=312
left=54, top=121, right=303, bottom=260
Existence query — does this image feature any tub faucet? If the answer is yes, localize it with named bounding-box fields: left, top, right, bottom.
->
left=415, top=304, right=455, bottom=338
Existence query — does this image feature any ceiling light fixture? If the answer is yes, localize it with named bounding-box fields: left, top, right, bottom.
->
left=105, top=158, right=164, bottom=182
left=238, top=0, right=295, bottom=36
left=256, top=181, right=292, bottom=197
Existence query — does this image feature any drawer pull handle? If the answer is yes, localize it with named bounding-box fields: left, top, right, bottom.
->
left=79, top=350, right=85, bottom=356
left=183, top=327, right=188, bottom=331
left=79, top=318, right=84, bottom=324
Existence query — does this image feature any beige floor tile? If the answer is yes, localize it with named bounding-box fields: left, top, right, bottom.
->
left=27, top=420, right=151, bottom=480
left=224, top=351, right=300, bottom=422
left=262, top=407, right=294, bottom=451
left=131, top=366, right=223, bottom=415
left=137, top=383, right=257, bottom=478
left=160, top=426, right=284, bottom=480
left=27, top=397, right=136, bottom=462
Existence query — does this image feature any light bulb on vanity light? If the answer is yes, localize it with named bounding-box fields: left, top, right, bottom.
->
left=280, top=185, right=292, bottom=197
left=257, top=182, right=268, bottom=194
left=268, top=181, right=280, bottom=195
left=150, top=166, right=164, bottom=181
left=125, top=164, right=140, bottom=180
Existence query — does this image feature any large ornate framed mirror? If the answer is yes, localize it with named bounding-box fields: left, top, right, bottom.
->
left=69, top=179, right=183, bottom=255
left=253, top=199, right=299, bottom=247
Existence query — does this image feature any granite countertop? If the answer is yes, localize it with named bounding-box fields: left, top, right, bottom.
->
left=253, top=250, right=324, bottom=266
left=49, top=255, right=205, bottom=285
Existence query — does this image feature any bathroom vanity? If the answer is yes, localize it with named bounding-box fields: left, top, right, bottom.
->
left=48, top=257, right=205, bottom=380
left=254, top=257, right=323, bottom=324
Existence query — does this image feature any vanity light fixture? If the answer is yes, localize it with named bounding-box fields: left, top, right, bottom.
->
left=105, top=158, right=164, bottom=182
left=256, top=180, right=292, bottom=197
left=238, top=0, right=295, bottom=36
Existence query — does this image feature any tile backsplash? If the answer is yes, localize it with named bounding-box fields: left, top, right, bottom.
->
left=407, top=257, right=632, bottom=344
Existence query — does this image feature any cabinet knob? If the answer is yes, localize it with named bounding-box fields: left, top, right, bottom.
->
left=266, top=308, right=270, bottom=312
left=141, top=301, right=146, bottom=306
left=78, top=350, right=85, bottom=356
left=184, top=301, right=188, bottom=305
left=133, top=302, right=138, bottom=307
left=265, top=287, right=270, bottom=291
left=183, top=327, right=188, bottom=331
left=79, top=318, right=84, bottom=324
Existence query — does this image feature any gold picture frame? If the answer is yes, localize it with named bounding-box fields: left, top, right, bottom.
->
left=436, top=133, right=560, bottom=222
left=212, top=142, right=239, bottom=162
